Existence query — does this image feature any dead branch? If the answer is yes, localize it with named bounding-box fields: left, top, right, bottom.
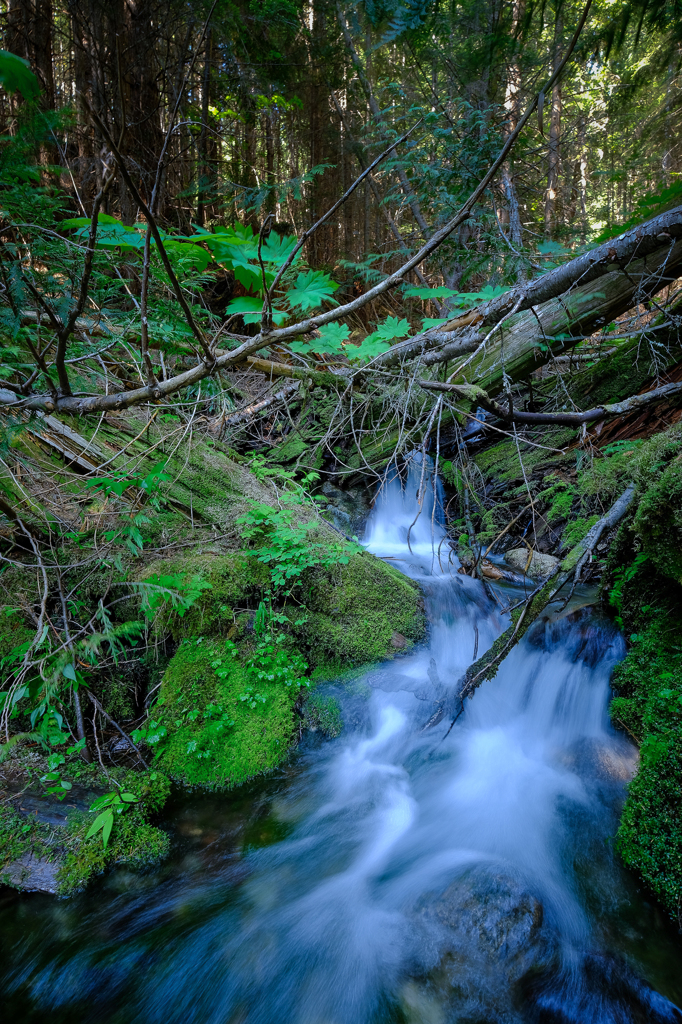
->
left=435, top=483, right=637, bottom=733
left=419, top=378, right=682, bottom=426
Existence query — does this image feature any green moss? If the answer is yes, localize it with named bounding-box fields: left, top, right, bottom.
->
left=294, top=551, right=425, bottom=666
left=0, top=761, right=172, bottom=896
left=617, top=712, right=682, bottom=915
left=58, top=811, right=170, bottom=896
left=153, top=638, right=297, bottom=789
left=537, top=479, right=577, bottom=523
left=138, top=551, right=269, bottom=638
left=267, top=436, right=310, bottom=464
left=603, top=537, right=682, bottom=918
left=474, top=429, right=576, bottom=484
left=562, top=514, right=599, bottom=551
left=569, top=338, right=682, bottom=411
left=303, top=692, right=343, bottom=737
left=0, top=608, right=34, bottom=665
left=633, top=460, right=682, bottom=582
left=0, top=805, right=54, bottom=878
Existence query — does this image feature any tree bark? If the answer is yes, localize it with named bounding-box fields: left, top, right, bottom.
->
left=447, top=237, right=682, bottom=395
left=544, top=3, right=563, bottom=237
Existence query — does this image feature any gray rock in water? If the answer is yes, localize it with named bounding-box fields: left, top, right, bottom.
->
left=428, top=871, right=544, bottom=965
left=504, top=548, right=559, bottom=578
left=2, top=852, right=60, bottom=894
left=408, top=868, right=556, bottom=1022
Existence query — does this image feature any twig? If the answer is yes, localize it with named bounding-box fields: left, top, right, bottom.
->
left=86, top=691, right=148, bottom=769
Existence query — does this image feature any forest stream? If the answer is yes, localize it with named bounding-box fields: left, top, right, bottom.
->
left=1, top=460, right=682, bottom=1024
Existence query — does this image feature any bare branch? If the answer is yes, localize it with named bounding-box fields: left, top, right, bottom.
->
left=85, top=104, right=214, bottom=364
left=419, top=376, right=682, bottom=426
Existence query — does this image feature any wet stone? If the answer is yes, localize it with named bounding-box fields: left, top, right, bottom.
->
left=2, top=852, right=60, bottom=894
left=504, top=548, right=560, bottom=578
left=414, top=869, right=555, bottom=996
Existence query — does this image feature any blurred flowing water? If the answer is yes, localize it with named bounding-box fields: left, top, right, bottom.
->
left=1, top=456, right=682, bottom=1023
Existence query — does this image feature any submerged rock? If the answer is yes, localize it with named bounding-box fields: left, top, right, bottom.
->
left=426, top=870, right=546, bottom=972
left=409, top=868, right=556, bottom=1022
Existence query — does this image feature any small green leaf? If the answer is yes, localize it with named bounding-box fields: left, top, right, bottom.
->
left=102, top=814, right=114, bottom=849
left=86, top=809, right=112, bottom=840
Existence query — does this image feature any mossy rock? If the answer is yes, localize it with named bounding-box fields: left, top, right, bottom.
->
left=633, top=458, right=682, bottom=582
left=0, top=761, right=172, bottom=896
left=137, top=550, right=269, bottom=638
left=294, top=551, right=425, bottom=666
left=617, top=722, right=682, bottom=916
left=153, top=638, right=298, bottom=789
left=604, top=546, right=682, bottom=918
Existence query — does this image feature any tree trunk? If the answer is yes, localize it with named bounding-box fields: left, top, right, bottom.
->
left=196, top=29, right=212, bottom=226
left=543, top=3, right=563, bottom=237
left=501, top=0, right=525, bottom=258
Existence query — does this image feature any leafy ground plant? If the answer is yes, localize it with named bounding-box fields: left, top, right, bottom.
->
left=86, top=790, right=139, bottom=849
left=236, top=498, right=360, bottom=594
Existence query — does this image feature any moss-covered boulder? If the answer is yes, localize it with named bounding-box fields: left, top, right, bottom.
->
left=604, top=534, right=682, bottom=918
left=0, top=759, right=171, bottom=896
left=137, top=543, right=425, bottom=669
left=138, top=550, right=270, bottom=638
left=153, top=638, right=299, bottom=789
left=631, top=426, right=682, bottom=582
left=294, top=551, right=425, bottom=667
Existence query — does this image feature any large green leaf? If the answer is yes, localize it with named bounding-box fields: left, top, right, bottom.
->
left=404, top=286, right=459, bottom=299
left=290, top=321, right=350, bottom=355
left=286, top=270, right=338, bottom=311
left=349, top=336, right=392, bottom=362
left=370, top=316, right=410, bottom=342
left=163, top=239, right=213, bottom=272
left=260, top=232, right=298, bottom=264
left=0, top=50, right=40, bottom=101
left=348, top=316, right=411, bottom=363
left=225, top=296, right=288, bottom=325
left=62, top=214, right=137, bottom=230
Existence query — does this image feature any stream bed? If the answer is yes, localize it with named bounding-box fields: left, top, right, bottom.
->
left=1, top=460, right=682, bottom=1023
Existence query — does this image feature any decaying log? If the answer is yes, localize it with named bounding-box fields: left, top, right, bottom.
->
left=473, top=204, right=682, bottom=328
left=236, top=356, right=348, bottom=388
left=443, top=238, right=682, bottom=394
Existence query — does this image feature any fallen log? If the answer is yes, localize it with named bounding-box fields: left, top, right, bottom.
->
left=236, top=356, right=349, bottom=388
left=474, top=204, right=682, bottom=328
left=443, top=238, right=682, bottom=394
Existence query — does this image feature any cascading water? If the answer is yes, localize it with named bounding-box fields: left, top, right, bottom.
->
left=1, top=456, right=681, bottom=1023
